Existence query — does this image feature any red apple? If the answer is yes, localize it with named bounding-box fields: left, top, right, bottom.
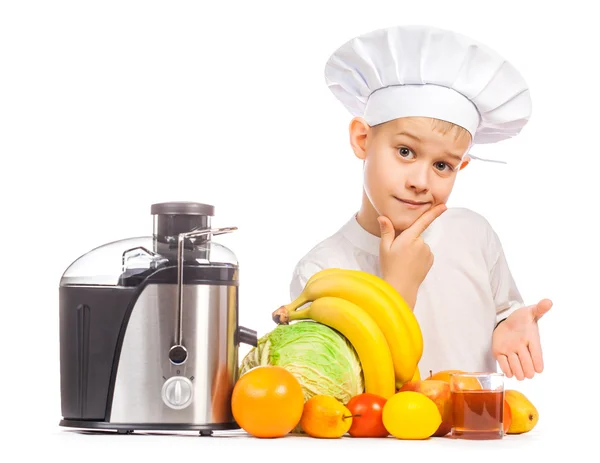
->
left=345, top=393, right=389, bottom=438
left=398, top=380, right=452, bottom=437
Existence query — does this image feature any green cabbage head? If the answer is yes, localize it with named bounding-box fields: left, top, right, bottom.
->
left=239, top=321, right=364, bottom=405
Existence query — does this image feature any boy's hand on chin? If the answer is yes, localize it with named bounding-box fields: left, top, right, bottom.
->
left=492, top=299, right=553, bottom=380
left=378, top=203, right=447, bottom=308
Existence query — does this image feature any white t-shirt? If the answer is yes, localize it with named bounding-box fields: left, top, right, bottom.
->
left=289, top=207, right=524, bottom=376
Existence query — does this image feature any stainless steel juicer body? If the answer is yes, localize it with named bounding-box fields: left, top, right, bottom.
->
left=58, top=202, right=257, bottom=433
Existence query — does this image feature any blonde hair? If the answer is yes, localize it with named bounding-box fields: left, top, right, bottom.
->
left=370, top=116, right=472, bottom=144
left=427, top=118, right=471, bottom=143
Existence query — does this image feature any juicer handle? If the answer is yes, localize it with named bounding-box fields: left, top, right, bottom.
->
left=184, top=226, right=238, bottom=239
left=238, top=326, right=258, bottom=347
left=174, top=226, right=238, bottom=349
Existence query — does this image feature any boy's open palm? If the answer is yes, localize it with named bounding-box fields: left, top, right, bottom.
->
left=492, top=299, right=553, bottom=380
left=378, top=204, right=447, bottom=308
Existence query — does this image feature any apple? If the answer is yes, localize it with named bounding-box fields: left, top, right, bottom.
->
left=345, top=393, right=389, bottom=438
left=398, top=380, right=452, bottom=437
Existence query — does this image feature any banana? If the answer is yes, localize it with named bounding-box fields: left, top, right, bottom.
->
left=306, top=267, right=423, bottom=357
left=273, top=296, right=396, bottom=399
left=396, top=368, right=421, bottom=390
left=305, top=268, right=423, bottom=361
left=285, top=269, right=421, bottom=385
left=342, top=269, right=424, bottom=357
left=411, top=366, right=421, bottom=381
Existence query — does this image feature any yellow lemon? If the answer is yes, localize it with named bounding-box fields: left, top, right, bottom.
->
left=382, top=391, right=442, bottom=439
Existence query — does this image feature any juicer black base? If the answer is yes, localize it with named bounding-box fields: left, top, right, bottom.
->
left=59, top=419, right=240, bottom=435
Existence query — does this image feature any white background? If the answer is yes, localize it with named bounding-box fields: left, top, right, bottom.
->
left=1, top=0, right=596, bottom=460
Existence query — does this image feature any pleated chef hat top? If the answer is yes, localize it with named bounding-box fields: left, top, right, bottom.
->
left=324, top=25, right=532, bottom=146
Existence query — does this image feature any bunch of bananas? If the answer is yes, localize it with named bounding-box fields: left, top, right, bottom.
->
left=271, top=268, right=423, bottom=399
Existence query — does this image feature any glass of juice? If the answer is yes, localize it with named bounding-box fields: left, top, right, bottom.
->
left=450, top=372, right=505, bottom=440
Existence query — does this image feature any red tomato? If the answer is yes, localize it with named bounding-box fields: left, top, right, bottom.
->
left=346, top=393, right=389, bottom=437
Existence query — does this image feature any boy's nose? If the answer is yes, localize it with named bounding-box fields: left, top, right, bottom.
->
left=405, top=166, right=429, bottom=193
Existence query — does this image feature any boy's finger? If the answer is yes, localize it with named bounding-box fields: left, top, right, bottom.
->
left=378, top=216, right=395, bottom=251
left=533, top=298, right=553, bottom=321
left=518, top=345, right=536, bottom=379
left=404, top=204, right=447, bottom=239
left=497, top=354, right=512, bottom=378
left=508, top=353, right=525, bottom=380
left=528, top=339, right=544, bottom=373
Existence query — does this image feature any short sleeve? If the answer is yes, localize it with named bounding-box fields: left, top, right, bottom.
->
left=289, top=259, right=325, bottom=301
left=489, top=229, right=525, bottom=324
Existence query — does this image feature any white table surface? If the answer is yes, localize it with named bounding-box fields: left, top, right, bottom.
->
left=21, top=419, right=579, bottom=463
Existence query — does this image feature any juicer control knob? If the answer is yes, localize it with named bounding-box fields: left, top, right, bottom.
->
left=162, top=376, right=193, bottom=410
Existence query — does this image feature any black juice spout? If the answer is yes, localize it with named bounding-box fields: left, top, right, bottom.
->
left=238, top=326, right=258, bottom=347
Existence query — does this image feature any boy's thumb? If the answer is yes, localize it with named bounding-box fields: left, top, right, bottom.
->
left=378, top=216, right=393, bottom=249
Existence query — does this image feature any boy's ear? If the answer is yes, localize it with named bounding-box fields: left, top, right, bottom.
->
left=459, top=158, right=471, bottom=170
left=349, top=117, right=370, bottom=160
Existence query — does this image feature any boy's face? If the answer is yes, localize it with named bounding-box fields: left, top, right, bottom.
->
left=351, top=116, right=472, bottom=232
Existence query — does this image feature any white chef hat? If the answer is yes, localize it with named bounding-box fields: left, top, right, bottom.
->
left=324, top=25, right=532, bottom=150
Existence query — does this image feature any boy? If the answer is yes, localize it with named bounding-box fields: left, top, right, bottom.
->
left=290, top=25, right=552, bottom=381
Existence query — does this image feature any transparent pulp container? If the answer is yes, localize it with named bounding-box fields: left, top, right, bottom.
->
left=60, top=202, right=239, bottom=287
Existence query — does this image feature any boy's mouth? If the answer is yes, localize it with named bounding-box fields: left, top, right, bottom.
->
left=394, top=196, right=430, bottom=208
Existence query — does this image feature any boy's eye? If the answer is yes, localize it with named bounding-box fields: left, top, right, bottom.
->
left=398, top=147, right=415, bottom=159
left=434, top=162, right=458, bottom=174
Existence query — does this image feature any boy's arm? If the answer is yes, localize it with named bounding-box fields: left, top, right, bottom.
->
left=383, top=277, right=419, bottom=310
left=489, top=229, right=525, bottom=330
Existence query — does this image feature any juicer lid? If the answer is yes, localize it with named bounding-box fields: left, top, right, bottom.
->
left=151, top=202, right=215, bottom=216
left=59, top=235, right=239, bottom=287
left=59, top=201, right=238, bottom=287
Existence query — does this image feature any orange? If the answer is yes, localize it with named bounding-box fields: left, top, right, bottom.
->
left=231, top=366, right=304, bottom=438
left=427, top=370, right=481, bottom=390
left=451, top=375, right=482, bottom=391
